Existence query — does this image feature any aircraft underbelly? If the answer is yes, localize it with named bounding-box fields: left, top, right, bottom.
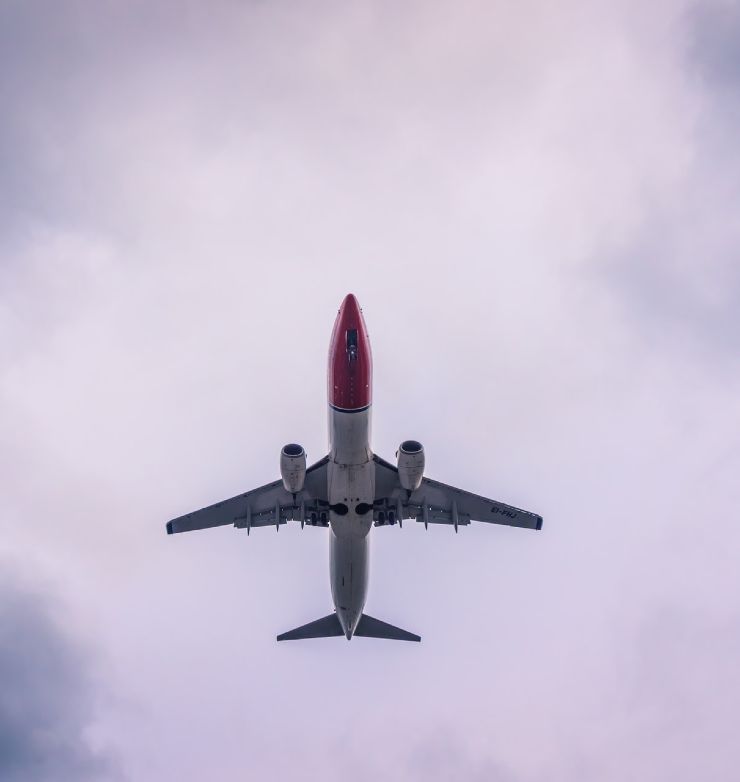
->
left=328, top=407, right=374, bottom=537
left=330, top=533, right=369, bottom=635
left=328, top=406, right=373, bottom=635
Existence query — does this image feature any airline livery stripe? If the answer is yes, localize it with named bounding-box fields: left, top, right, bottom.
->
left=329, top=403, right=371, bottom=414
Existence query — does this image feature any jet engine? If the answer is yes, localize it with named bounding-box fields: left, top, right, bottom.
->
left=280, top=443, right=306, bottom=493
left=396, top=440, right=424, bottom=492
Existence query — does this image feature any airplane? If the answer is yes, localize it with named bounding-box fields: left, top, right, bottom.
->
left=166, top=293, right=543, bottom=642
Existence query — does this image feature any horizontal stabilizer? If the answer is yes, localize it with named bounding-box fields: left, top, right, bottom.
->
left=277, top=613, right=343, bottom=641
left=355, top=613, right=421, bottom=642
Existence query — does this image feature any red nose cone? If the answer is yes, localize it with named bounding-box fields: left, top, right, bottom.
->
left=328, top=294, right=372, bottom=410
left=341, top=293, right=360, bottom=314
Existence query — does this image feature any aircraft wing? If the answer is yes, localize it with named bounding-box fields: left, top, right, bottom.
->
left=372, top=455, right=542, bottom=531
left=166, top=456, right=330, bottom=535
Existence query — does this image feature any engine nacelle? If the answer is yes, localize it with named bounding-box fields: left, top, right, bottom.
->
left=280, top=443, right=306, bottom=494
left=396, top=440, right=424, bottom=492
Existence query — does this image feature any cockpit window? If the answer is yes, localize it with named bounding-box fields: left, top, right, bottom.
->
left=347, top=329, right=358, bottom=360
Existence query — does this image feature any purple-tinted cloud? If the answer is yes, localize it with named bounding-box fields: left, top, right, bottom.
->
left=0, top=567, right=119, bottom=782
left=1, top=2, right=739, bottom=781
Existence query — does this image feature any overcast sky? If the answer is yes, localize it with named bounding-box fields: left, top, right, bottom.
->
left=1, top=1, right=739, bottom=780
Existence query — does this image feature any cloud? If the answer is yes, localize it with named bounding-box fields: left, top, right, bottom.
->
left=0, top=568, right=119, bottom=782
left=405, top=734, right=515, bottom=782
left=1, top=2, right=740, bottom=781
left=597, top=0, right=740, bottom=361
left=624, top=605, right=740, bottom=780
left=691, top=0, right=740, bottom=91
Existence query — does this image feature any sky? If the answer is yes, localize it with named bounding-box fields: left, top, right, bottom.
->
left=1, top=1, right=739, bottom=780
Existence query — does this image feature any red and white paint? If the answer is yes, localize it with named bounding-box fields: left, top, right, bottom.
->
left=327, top=293, right=375, bottom=638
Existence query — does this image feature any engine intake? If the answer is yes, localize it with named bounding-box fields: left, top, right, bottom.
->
left=397, top=440, right=424, bottom=492
left=280, top=443, right=306, bottom=493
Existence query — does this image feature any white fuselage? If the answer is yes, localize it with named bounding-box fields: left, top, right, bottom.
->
left=328, top=406, right=374, bottom=638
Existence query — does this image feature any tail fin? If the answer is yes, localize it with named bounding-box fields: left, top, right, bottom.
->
left=277, top=613, right=343, bottom=641
left=276, top=612, right=421, bottom=642
left=355, top=613, right=421, bottom=642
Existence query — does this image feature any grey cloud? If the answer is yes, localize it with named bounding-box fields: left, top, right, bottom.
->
left=602, top=215, right=740, bottom=360
left=596, top=2, right=740, bottom=362
left=0, top=569, right=119, bottom=782
left=406, top=735, right=515, bottom=782
left=0, top=1, right=226, bottom=238
left=690, top=2, right=740, bottom=91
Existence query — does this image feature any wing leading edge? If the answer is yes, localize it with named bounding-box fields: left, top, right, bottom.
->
left=372, top=455, right=543, bottom=531
left=166, top=456, right=330, bottom=535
